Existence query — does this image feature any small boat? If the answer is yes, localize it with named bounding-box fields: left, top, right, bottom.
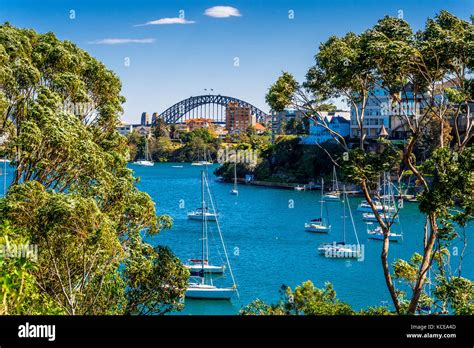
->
left=172, top=165, right=183, bottom=168
left=318, top=242, right=362, bottom=258
left=304, top=178, right=331, bottom=233
left=134, top=136, right=154, bottom=166
left=323, top=192, right=341, bottom=201
left=185, top=170, right=238, bottom=300
left=362, top=212, right=398, bottom=222
left=230, top=159, right=238, bottom=195
left=305, top=218, right=330, bottom=233
left=318, top=187, right=362, bottom=259
left=187, top=208, right=218, bottom=221
left=184, top=259, right=225, bottom=274
left=186, top=281, right=236, bottom=300
left=367, top=226, right=403, bottom=242
left=323, top=166, right=341, bottom=201
left=134, top=160, right=154, bottom=166
left=357, top=201, right=395, bottom=213
left=294, top=185, right=306, bottom=191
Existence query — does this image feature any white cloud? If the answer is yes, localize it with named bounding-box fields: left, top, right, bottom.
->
left=204, top=6, right=242, bottom=18
left=89, top=38, right=155, bottom=45
left=135, top=17, right=195, bottom=26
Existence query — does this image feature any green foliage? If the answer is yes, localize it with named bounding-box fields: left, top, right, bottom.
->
left=418, top=146, right=473, bottom=225
left=124, top=235, right=189, bottom=315
left=0, top=24, right=188, bottom=315
left=240, top=281, right=355, bottom=315
left=265, top=72, right=298, bottom=112
left=0, top=222, right=64, bottom=315
left=341, top=143, right=401, bottom=190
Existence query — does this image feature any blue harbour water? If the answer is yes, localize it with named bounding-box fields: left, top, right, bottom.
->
left=1, top=162, right=472, bottom=315
left=131, top=162, right=473, bottom=315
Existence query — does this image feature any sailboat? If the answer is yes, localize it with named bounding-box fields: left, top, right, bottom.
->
left=367, top=173, right=403, bottom=242
left=230, top=159, right=238, bottom=195
left=323, top=166, right=341, bottom=201
left=318, top=187, right=362, bottom=258
left=185, top=170, right=238, bottom=300
left=191, top=150, right=213, bottom=166
left=187, top=207, right=219, bottom=221
left=134, top=136, right=154, bottom=166
left=304, top=178, right=331, bottom=233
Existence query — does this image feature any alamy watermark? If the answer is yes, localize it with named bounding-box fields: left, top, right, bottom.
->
left=322, top=242, right=365, bottom=261
left=60, top=101, right=95, bottom=116
left=217, top=148, right=258, bottom=166
left=0, top=243, right=38, bottom=262
left=381, top=101, right=421, bottom=117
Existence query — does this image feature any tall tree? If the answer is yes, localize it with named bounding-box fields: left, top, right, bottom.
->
left=0, top=24, right=188, bottom=314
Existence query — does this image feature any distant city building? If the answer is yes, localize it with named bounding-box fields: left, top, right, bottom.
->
left=272, top=108, right=305, bottom=133
left=225, top=101, right=256, bottom=132
left=254, top=123, right=266, bottom=135
left=350, top=84, right=424, bottom=140
left=116, top=122, right=133, bottom=136
left=141, top=112, right=150, bottom=126
left=300, top=112, right=350, bottom=145
left=134, top=125, right=152, bottom=137
left=214, top=125, right=229, bottom=139
left=151, top=112, right=159, bottom=125
left=185, top=118, right=214, bottom=131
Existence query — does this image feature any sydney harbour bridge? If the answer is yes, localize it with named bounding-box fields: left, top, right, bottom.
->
left=155, top=95, right=269, bottom=125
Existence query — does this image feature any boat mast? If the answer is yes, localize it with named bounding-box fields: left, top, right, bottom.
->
left=333, top=166, right=339, bottom=192
left=3, top=159, right=6, bottom=197
left=320, top=177, right=324, bottom=218
left=234, top=158, right=237, bottom=190
left=204, top=174, right=239, bottom=297
left=144, top=136, right=149, bottom=161
left=346, top=188, right=360, bottom=246
left=200, top=170, right=205, bottom=284
left=342, top=185, right=346, bottom=243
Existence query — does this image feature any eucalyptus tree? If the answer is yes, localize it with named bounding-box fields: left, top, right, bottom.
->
left=0, top=24, right=188, bottom=314
left=266, top=11, right=473, bottom=314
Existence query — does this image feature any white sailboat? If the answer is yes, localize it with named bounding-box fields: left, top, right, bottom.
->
left=362, top=212, right=398, bottom=222
left=366, top=173, right=403, bottom=242
left=134, top=136, right=154, bottom=166
left=187, top=208, right=219, bottom=221
left=185, top=259, right=225, bottom=274
left=305, top=178, right=331, bottom=233
left=318, top=187, right=362, bottom=259
left=185, top=170, right=238, bottom=300
left=230, top=159, right=238, bottom=195
left=367, top=225, right=403, bottom=242
left=192, top=150, right=213, bottom=166
left=357, top=200, right=395, bottom=213
left=323, top=166, right=341, bottom=201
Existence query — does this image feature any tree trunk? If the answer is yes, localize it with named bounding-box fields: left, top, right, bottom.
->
left=361, top=180, right=401, bottom=313
left=407, top=212, right=438, bottom=314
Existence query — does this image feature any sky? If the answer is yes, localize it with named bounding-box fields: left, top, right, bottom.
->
left=0, top=0, right=472, bottom=123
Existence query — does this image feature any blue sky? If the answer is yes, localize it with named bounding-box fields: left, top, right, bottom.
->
left=0, top=0, right=472, bottom=123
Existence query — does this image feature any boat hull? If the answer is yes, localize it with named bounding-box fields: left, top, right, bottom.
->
left=134, top=160, right=154, bottom=166
left=187, top=213, right=218, bottom=221
left=368, top=232, right=402, bottom=242
left=185, top=285, right=235, bottom=300
left=305, top=223, right=330, bottom=233
left=323, top=194, right=340, bottom=201
left=362, top=213, right=398, bottom=222
left=185, top=264, right=226, bottom=274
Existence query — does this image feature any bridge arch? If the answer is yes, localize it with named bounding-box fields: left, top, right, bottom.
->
left=156, top=95, right=268, bottom=124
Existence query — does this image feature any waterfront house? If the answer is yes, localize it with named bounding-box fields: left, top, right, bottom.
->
left=300, top=113, right=350, bottom=145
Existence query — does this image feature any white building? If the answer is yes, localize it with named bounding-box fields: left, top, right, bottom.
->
left=116, top=123, right=133, bottom=136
